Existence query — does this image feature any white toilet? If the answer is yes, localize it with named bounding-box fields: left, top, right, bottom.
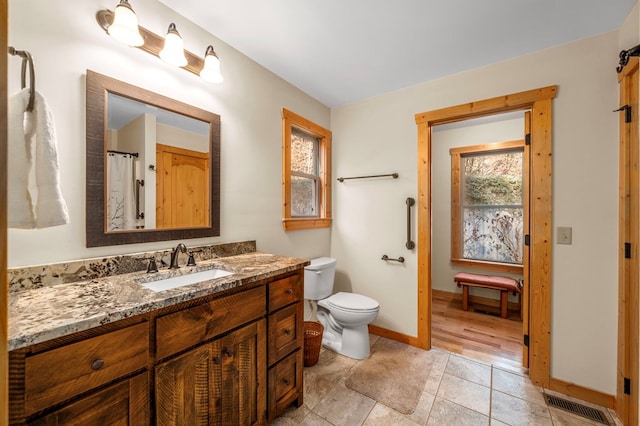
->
left=304, top=257, right=379, bottom=359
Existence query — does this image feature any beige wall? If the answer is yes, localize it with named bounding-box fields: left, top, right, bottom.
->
left=7, top=0, right=331, bottom=266
left=331, top=31, right=620, bottom=393
left=156, top=122, right=208, bottom=153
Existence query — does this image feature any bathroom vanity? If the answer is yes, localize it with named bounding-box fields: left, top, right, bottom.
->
left=8, top=247, right=306, bottom=425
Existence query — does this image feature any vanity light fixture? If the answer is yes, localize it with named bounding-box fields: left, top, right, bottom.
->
left=200, top=46, right=224, bottom=84
left=159, top=23, right=188, bottom=67
left=96, top=1, right=223, bottom=84
left=107, top=0, right=144, bottom=46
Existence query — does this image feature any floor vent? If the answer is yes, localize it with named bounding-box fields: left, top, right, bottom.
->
left=544, top=394, right=610, bottom=425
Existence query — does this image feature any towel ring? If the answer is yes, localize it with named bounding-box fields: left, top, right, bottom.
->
left=9, top=46, right=36, bottom=112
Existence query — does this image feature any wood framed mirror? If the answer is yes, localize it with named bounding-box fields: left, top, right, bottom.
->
left=86, top=70, right=220, bottom=247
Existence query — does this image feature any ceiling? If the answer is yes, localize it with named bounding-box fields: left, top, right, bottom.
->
left=158, top=0, right=636, bottom=108
left=108, top=93, right=209, bottom=135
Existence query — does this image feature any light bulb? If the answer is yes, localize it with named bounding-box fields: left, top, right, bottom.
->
left=200, top=46, right=224, bottom=84
left=159, top=23, right=188, bottom=67
left=107, top=0, right=144, bottom=47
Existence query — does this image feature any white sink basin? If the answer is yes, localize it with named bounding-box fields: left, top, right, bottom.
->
left=141, top=268, right=234, bottom=292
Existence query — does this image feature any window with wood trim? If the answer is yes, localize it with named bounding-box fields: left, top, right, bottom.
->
left=450, top=140, right=525, bottom=274
left=282, top=108, right=331, bottom=231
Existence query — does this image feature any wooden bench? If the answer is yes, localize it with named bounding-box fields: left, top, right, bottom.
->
left=453, top=272, right=522, bottom=319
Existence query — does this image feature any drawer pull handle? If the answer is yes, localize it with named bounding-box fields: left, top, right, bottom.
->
left=284, top=329, right=292, bottom=335
left=91, top=359, right=105, bottom=371
left=223, top=349, right=235, bottom=358
left=286, top=288, right=294, bottom=295
left=283, top=378, right=291, bottom=386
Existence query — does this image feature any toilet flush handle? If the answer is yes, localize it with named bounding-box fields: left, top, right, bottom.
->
left=315, top=271, right=322, bottom=275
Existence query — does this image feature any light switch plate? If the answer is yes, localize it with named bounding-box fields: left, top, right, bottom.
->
left=557, top=227, right=572, bottom=245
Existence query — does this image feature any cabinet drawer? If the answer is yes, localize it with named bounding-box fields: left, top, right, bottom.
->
left=268, top=302, right=303, bottom=366
left=268, top=274, right=303, bottom=312
left=156, top=286, right=265, bottom=360
left=268, top=350, right=303, bottom=420
left=24, top=322, right=149, bottom=416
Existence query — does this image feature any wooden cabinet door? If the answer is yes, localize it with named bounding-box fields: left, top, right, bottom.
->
left=29, top=372, right=149, bottom=426
left=211, top=319, right=267, bottom=426
left=155, top=319, right=267, bottom=426
left=155, top=345, right=212, bottom=426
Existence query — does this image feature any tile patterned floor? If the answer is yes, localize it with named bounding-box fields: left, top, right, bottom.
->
left=271, top=335, right=621, bottom=426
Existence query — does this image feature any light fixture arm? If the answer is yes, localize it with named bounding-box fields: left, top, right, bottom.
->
left=205, top=45, right=217, bottom=57
left=166, top=23, right=180, bottom=37
left=96, top=9, right=204, bottom=76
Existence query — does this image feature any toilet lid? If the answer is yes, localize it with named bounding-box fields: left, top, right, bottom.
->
left=326, top=292, right=379, bottom=311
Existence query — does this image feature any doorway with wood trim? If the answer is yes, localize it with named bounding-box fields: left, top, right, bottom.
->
left=616, top=54, right=639, bottom=426
left=414, top=86, right=556, bottom=387
left=430, top=114, right=529, bottom=371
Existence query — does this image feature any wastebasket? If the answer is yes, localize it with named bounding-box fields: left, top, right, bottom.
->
left=303, top=321, right=324, bottom=367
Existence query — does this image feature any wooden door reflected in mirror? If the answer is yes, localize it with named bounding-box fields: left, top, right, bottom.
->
left=156, top=144, right=210, bottom=228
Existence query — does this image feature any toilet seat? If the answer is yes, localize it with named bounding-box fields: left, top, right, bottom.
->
left=325, top=292, right=379, bottom=313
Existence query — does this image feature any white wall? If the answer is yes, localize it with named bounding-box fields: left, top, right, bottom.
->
left=432, top=113, right=524, bottom=302
left=7, top=0, right=331, bottom=266
left=331, top=32, right=620, bottom=393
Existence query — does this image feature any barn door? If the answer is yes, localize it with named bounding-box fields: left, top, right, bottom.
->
left=522, top=111, right=531, bottom=369
left=617, top=55, right=639, bottom=426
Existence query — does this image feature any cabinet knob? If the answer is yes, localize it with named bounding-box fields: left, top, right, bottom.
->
left=223, top=348, right=235, bottom=358
left=91, top=359, right=104, bottom=371
left=283, top=378, right=291, bottom=386
left=283, top=329, right=292, bottom=335
left=285, top=288, right=294, bottom=295
left=213, top=356, right=222, bottom=365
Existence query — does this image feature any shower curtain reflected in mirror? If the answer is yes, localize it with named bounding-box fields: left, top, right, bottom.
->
left=107, top=152, right=136, bottom=231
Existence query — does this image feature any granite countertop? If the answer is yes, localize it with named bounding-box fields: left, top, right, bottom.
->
left=9, top=252, right=309, bottom=351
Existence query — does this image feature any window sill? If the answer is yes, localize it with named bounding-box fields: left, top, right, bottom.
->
left=282, top=218, right=331, bottom=231
left=451, top=258, right=523, bottom=275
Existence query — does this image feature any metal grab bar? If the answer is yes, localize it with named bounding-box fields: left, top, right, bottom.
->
left=382, top=255, right=405, bottom=263
left=337, top=173, right=398, bottom=183
left=135, top=179, right=145, bottom=220
left=406, top=197, right=415, bottom=249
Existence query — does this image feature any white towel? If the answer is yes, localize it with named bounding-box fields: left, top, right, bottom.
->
left=8, top=89, right=35, bottom=228
left=8, top=88, right=69, bottom=228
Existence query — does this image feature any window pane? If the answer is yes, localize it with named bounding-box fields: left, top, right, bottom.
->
left=291, top=176, right=317, bottom=217
left=463, top=207, right=523, bottom=264
left=291, top=130, right=318, bottom=175
left=463, top=151, right=522, bottom=206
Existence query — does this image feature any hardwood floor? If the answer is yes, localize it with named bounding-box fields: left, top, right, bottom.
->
left=431, top=290, right=524, bottom=373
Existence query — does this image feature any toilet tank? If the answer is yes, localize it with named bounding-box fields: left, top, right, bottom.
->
left=304, top=257, right=336, bottom=300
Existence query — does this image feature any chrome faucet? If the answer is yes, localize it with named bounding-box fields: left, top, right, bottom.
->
left=169, top=243, right=188, bottom=269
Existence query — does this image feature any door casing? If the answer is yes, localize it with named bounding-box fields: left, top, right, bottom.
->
left=414, top=86, right=556, bottom=386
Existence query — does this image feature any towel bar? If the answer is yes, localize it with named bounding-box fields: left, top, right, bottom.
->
left=337, top=173, right=398, bottom=183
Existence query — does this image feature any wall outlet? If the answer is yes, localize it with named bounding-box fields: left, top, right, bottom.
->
left=556, top=227, right=572, bottom=245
